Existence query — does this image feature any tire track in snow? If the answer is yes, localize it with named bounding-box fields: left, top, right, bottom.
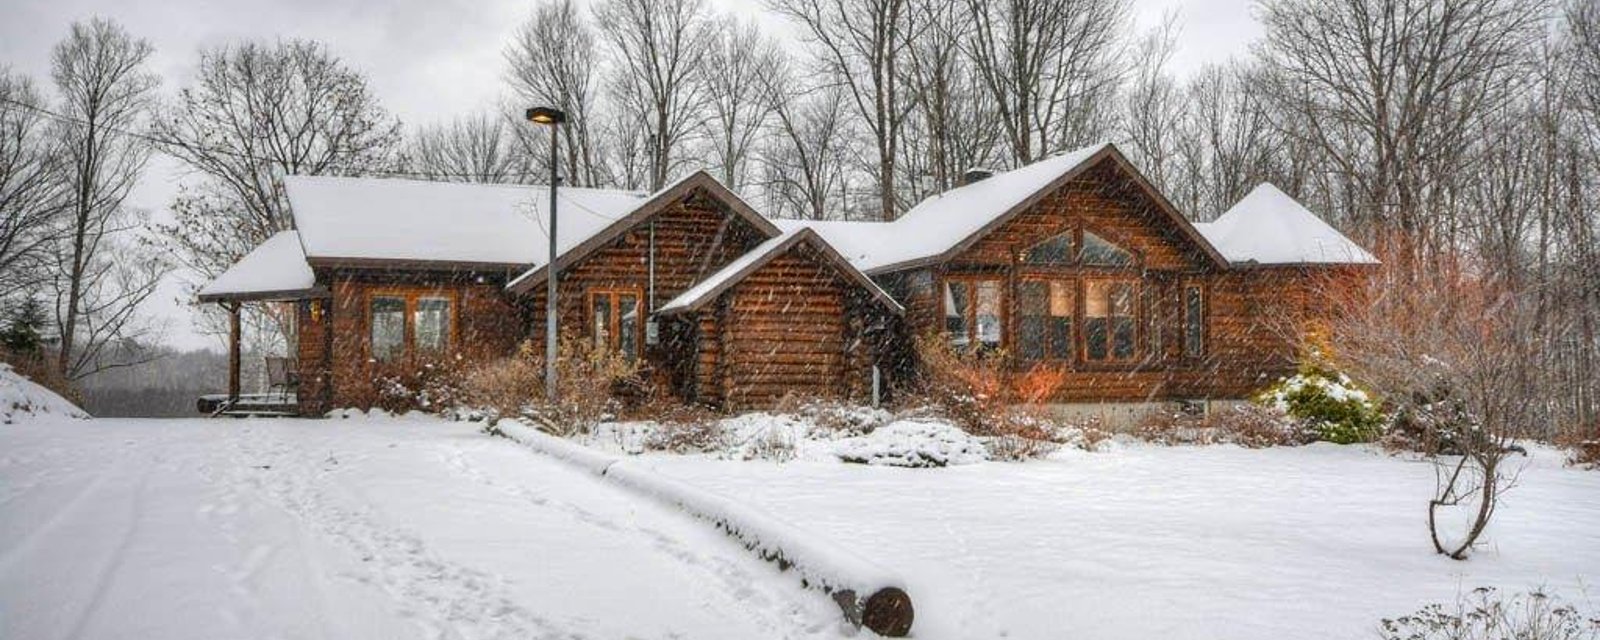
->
left=62, top=462, right=152, bottom=640
left=223, top=427, right=583, bottom=640
left=0, top=455, right=123, bottom=579
left=438, top=441, right=834, bottom=639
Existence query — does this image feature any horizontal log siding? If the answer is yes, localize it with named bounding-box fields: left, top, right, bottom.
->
left=713, top=245, right=887, bottom=410
left=899, top=156, right=1337, bottom=402
left=307, top=269, right=524, bottom=410
left=520, top=189, right=770, bottom=386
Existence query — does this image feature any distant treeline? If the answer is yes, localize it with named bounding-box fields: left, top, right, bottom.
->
left=76, top=347, right=229, bottom=417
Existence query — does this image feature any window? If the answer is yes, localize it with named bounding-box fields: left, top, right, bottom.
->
left=1081, top=230, right=1135, bottom=267
left=368, top=291, right=456, bottom=362
left=1184, top=284, right=1205, bottom=357
left=943, top=278, right=1003, bottom=350
left=1018, top=280, right=1074, bottom=361
left=590, top=289, right=642, bottom=361
left=414, top=298, right=451, bottom=353
left=370, top=297, right=406, bottom=362
left=1084, top=280, right=1137, bottom=362
left=1022, top=232, right=1073, bottom=265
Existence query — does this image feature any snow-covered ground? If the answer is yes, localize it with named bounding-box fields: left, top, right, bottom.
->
left=641, top=442, right=1600, bottom=639
left=4, top=410, right=1597, bottom=639
left=0, top=415, right=844, bottom=640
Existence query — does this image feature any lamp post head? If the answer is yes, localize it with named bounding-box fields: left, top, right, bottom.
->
left=525, top=106, right=567, bottom=126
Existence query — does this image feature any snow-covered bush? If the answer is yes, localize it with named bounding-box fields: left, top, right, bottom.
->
left=1258, top=368, right=1384, bottom=444
left=833, top=420, right=989, bottom=468
left=775, top=395, right=891, bottom=437
left=1379, top=587, right=1600, bottom=640
left=371, top=355, right=466, bottom=414
left=642, top=410, right=726, bottom=454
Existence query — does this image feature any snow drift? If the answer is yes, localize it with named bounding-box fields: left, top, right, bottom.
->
left=1, top=363, right=88, bottom=424
left=493, top=419, right=915, bottom=636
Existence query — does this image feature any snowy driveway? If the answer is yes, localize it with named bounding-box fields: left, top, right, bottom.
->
left=0, top=417, right=842, bottom=640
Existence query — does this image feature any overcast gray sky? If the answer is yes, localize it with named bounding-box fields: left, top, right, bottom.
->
left=0, top=0, right=1262, bottom=352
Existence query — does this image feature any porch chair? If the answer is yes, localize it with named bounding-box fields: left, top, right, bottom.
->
left=264, top=356, right=299, bottom=402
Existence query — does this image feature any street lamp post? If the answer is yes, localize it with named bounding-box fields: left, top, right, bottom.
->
left=526, top=106, right=567, bottom=402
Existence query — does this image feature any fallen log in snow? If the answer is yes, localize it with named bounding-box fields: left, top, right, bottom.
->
left=492, top=419, right=915, bottom=637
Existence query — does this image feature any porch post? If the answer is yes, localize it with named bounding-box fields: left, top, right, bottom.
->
left=228, top=302, right=241, bottom=403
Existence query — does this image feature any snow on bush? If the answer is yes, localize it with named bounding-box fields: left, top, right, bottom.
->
left=491, top=419, right=914, bottom=634
left=1, top=362, right=89, bottom=424
left=1379, top=587, right=1600, bottom=640
left=1258, top=368, right=1385, bottom=444
left=832, top=420, right=989, bottom=468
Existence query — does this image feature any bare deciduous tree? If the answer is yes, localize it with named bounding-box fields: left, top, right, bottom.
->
left=769, top=0, right=914, bottom=220
left=595, top=0, right=713, bottom=191
left=759, top=82, right=860, bottom=220
left=0, top=69, right=65, bottom=300
left=155, top=39, right=400, bottom=352
left=1325, top=255, right=1543, bottom=559
left=965, top=0, right=1130, bottom=165
left=1257, top=0, right=1549, bottom=253
left=407, top=113, right=533, bottom=183
left=48, top=18, right=165, bottom=380
left=699, top=17, right=782, bottom=192
left=506, top=0, right=602, bottom=187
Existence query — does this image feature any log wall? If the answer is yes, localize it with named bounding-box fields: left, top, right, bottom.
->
left=892, top=156, right=1355, bottom=402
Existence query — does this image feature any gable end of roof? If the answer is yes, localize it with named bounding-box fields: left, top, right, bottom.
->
left=506, top=171, right=781, bottom=295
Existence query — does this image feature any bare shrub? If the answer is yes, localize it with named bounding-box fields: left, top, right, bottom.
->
left=1324, top=253, right=1540, bottom=560
left=913, top=334, right=1066, bottom=461
left=641, top=404, right=726, bottom=454
left=461, top=341, right=544, bottom=421
left=1133, top=410, right=1220, bottom=445
left=984, top=408, right=1061, bottom=461
left=1205, top=404, right=1307, bottom=448
left=1379, top=587, right=1600, bottom=640
left=1556, top=420, right=1600, bottom=469
left=462, top=335, right=636, bottom=437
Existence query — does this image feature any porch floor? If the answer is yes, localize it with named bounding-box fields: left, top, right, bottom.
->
left=196, top=393, right=299, bottom=417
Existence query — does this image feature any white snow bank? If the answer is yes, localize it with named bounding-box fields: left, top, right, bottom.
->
left=493, top=419, right=912, bottom=633
left=1197, top=183, right=1379, bottom=265
left=1, top=362, right=87, bottom=424
left=832, top=420, right=989, bottom=468
left=196, top=230, right=315, bottom=300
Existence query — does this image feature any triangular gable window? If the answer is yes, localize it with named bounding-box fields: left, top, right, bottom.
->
left=1022, top=232, right=1074, bottom=265
left=1081, top=230, right=1134, bottom=266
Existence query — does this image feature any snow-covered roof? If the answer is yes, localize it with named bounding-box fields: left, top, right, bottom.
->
left=779, top=143, right=1167, bottom=274
left=197, top=231, right=317, bottom=302
left=286, top=175, right=644, bottom=268
left=1195, top=183, right=1379, bottom=265
left=657, top=228, right=902, bottom=315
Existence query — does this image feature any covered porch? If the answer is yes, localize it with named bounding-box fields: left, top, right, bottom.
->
left=195, top=231, right=329, bottom=417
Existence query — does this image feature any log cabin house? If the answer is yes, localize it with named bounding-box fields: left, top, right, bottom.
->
left=197, top=143, right=1376, bottom=419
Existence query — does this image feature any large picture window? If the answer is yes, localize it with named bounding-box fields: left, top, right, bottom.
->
left=369, top=291, right=455, bottom=362
left=1018, top=280, right=1074, bottom=361
left=589, top=288, right=642, bottom=361
left=943, top=278, right=1003, bottom=350
left=1084, top=280, right=1137, bottom=362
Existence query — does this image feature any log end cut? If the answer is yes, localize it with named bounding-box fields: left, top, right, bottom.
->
left=862, top=587, right=914, bottom=637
